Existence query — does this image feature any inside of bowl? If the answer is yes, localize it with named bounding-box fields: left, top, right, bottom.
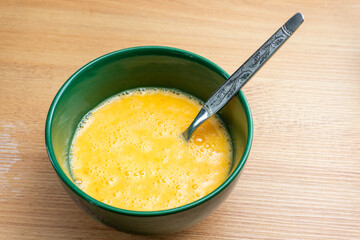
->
left=50, top=49, right=249, bottom=183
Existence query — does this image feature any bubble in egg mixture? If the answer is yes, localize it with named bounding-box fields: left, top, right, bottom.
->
left=70, top=88, right=232, bottom=211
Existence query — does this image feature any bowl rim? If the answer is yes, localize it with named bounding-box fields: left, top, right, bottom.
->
left=45, top=46, right=253, bottom=217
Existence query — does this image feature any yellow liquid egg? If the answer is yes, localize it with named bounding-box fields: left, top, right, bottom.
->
left=70, top=88, right=232, bottom=211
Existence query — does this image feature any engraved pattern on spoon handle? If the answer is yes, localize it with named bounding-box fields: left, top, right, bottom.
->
left=204, top=13, right=303, bottom=116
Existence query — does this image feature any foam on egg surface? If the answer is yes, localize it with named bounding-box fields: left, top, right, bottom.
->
left=70, top=88, right=232, bottom=211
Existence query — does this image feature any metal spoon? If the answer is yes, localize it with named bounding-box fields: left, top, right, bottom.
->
left=182, top=12, right=304, bottom=141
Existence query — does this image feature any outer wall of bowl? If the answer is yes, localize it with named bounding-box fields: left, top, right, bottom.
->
left=45, top=46, right=253, bottom=235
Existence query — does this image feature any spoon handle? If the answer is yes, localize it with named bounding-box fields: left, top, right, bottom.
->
left=183, top=13, right=304, bottom=140
left=205, top=12, right=304, bottom=116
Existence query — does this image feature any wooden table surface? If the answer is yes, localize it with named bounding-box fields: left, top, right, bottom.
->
left=1, top=0, right=360, bottom=239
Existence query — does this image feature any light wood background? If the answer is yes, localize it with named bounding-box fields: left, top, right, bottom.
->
left=1, top=0, right=359, bottom=239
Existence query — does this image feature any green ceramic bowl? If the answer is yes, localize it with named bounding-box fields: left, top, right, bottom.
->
left=45, top=46, right=253, bottom=234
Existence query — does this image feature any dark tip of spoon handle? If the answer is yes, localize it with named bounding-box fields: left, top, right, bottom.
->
left=285, top=13, right=304, bottom=34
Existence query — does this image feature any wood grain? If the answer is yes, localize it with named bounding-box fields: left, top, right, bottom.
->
left=1, top=0, right=359, bottom=239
